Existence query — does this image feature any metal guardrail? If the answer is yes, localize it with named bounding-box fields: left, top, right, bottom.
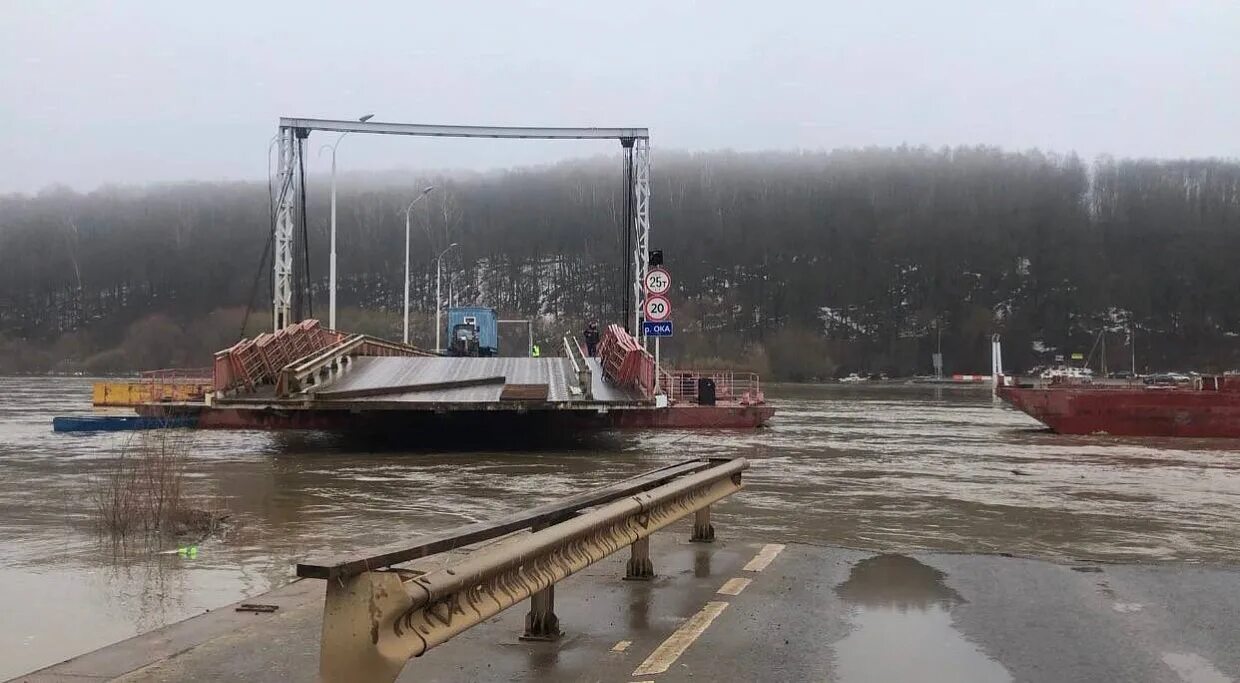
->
left=562, top=335, right=593, bottom=399
left=139, top=367, right=213, bottom=380
left=276, top=334, right=435, bottom=396
left=298, top=457, right=747, bottom=682
left=276, top=334, right=370, bottom=396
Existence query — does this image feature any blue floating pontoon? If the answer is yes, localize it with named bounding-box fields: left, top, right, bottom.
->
left=52, top=415, right=198, bottom=433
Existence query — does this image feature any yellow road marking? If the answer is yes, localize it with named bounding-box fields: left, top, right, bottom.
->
left=632, top=601, right=729, bottom=676
left=612, top=640, right=632, bottom=652
left=743, top=543, right=785, bottom=572
left=717, top=577, right=752, bottom=595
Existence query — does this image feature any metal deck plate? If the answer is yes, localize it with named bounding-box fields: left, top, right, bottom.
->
left=583, top=356, right=644, bottom=402
left=313, top=357, right=587, bottom=403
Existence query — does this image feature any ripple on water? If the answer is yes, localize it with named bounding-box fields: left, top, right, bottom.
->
left=0, top=379, right=1238, bottom=678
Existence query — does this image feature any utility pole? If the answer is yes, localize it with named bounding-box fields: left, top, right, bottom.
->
left=1101, top=331, right=1107, bottom=377
left=435, top=243, right=459, bottom=352
left=933, top=318, right=944, bottom=379
left=403, top=186, right=435, bottom=345
left=321, top=113, right=373, bottom=330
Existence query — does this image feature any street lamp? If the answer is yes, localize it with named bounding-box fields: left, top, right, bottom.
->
left=403, top=186, right=436, bottom=344
left=435, top=243, right=459, bottom=353
left=319, top=113, right=374, bottom=330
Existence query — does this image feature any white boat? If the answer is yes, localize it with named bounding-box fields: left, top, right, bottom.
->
left=1039, top=366, right=1094, bottom=382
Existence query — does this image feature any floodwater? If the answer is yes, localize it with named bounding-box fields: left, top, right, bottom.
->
left=2, top=377, right=1238, bottom=678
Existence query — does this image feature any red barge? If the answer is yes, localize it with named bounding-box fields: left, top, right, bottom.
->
left=134, top=320, right=774, bottom=432
left=997, top=374, right=1240, bottom=438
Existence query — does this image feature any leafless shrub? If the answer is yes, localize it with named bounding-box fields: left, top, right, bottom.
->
left=93, top=439, right=143, bottom=535
left=91, top=429, right=220, bottom=539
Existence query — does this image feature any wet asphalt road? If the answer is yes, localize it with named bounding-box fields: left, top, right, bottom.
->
left=24, top=531, right=1240, bottom=682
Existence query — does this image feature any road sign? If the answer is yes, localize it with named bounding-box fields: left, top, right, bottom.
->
left=644, top=268, right=671, bottom=295
left=643, top=321, right=673, bottom=337
left=643, top=294, right=671, bottom=321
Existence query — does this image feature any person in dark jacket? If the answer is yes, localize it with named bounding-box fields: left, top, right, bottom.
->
left=583, top=321, right=601, bottom=356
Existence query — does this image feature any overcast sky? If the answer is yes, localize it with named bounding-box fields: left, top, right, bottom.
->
left=2, top=1, right=1237, bottom=193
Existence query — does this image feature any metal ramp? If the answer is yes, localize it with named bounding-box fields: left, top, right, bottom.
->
left=583, top=356, right=644, bottom=402
left=304, top=356, right=580, bottom=404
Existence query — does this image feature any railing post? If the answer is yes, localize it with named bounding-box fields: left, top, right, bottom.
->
left=691, top=505, right=715, bottom=542
left=321, top=571, right=409, bottom=683
left=521, top=520, right=563, bottom=641
left=625, top=535, right=654, bottom=580
left=520, top=583, right=561, bottom=641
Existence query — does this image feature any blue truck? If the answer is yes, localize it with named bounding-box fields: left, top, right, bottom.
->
left=445, top=306, right=499, bottom=356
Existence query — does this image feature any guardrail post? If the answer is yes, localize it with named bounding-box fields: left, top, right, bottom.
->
left=580, top=365, right=593, bottom=400
left=625, top=535, right=654, bottom=580
left=321, top=571, right=409, bottom=683
left=520, top=584, right=561, bottom=641
left=691, top=505, right=715, bottom=542
left=521, top=520, right=563, bottom=641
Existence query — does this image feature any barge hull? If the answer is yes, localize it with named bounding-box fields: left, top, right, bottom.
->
left=998, top=385, right=1240, bottom=437
left=138, top=404, right=775, bottom=431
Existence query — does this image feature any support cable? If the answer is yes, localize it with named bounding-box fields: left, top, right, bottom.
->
left=239, top=232, right=274, bottom=340
left=621, top=139, right=635, bottom=329
left=240, top=135, right=282, bottom=339
left=298, top=136, right=313, bottom=320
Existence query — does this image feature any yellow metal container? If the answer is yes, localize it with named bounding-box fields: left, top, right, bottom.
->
left=91, top=381, right=210, bottom=407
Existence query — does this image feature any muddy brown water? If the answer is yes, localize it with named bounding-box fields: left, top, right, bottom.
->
left=1, top=377, right=1237, bottom=678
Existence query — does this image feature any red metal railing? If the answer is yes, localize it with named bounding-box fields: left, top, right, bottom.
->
left=139, top=367, right=212, bottom=380
left=214, top=320, right=345, bottom=394
left=595, top=325, right=765, bottom=405
left=214, top=319, right=440, bottom=396
left=134, top=367, right=214, bottom=403
left=597, top=324, right=656, bottom=398
left=657, top=370, right=765, bottom=406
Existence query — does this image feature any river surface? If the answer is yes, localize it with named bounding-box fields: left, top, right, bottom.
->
left=1, top=377, right=1238, bottom=678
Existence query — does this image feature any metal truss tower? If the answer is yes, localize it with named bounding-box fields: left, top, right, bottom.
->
left=272, top=127, right=297, bottom=330
left=632, top=138, right=651, bottom=341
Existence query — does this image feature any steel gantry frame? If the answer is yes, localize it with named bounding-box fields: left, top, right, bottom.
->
left=271, top=118, right=653, bottom=340
left=632, top=139, right=651, bottom=337
left=272, top=126, right=297, bottom=330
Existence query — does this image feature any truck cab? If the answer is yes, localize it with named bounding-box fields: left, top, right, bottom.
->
left=446, top=306, right=498, bottom=357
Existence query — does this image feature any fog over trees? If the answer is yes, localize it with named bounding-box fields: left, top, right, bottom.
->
left=2, top=147, right=1239, bottom=379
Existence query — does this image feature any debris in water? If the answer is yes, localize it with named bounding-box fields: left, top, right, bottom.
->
left=235, top=604, right=279, bottom=613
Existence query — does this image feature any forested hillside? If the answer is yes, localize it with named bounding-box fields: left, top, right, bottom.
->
left=3, top=147, right=1239, bottom=379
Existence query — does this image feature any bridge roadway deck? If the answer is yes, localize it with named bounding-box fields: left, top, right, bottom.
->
left=319, top=357, right=579, bottom=403
left=214, top=356, right=644, bottom=409
left=18, top=527, right=1239, bottom=682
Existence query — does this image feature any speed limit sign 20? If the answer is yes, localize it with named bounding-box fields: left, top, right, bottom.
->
left=643, top=294, right=671, bottom=322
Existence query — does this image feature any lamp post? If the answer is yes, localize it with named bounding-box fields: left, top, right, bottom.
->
left=320, top=113, right=374, bottom=330
left=435, top=243, right=459, bottom=353
left=403, top=186, right=436, bottom=344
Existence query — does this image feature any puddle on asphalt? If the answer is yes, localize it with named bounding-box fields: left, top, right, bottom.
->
left=1161, top=652, right=1234, bottom=683
left=832, top=554, right=1012, bottom=683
